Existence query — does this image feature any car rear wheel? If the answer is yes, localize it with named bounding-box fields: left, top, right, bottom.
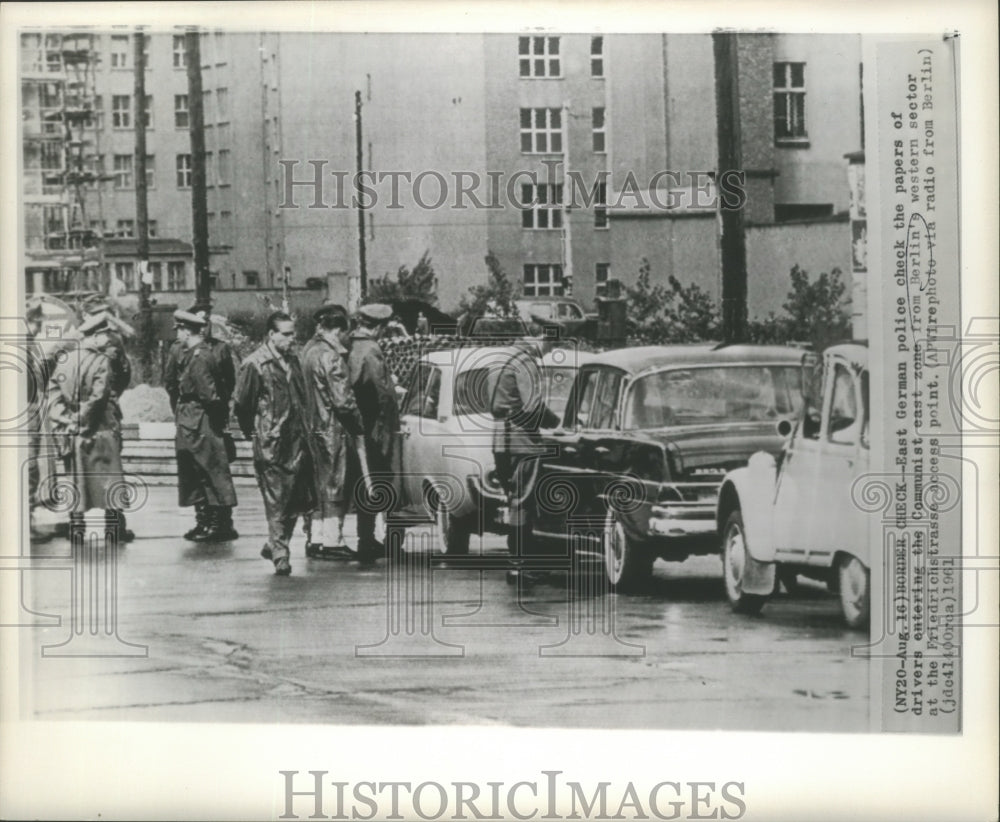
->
left=602, top=509, right=654, bottom=592
left=837, top=555, right=870, bottom=630
left=721, top=509, right=767, bottom=615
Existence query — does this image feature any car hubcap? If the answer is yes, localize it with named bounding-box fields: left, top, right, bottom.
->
left=725, top=524, right=746, bottom=598
left=841, top=558, right=866, bottom=617
left=604, top=515, right=625, bottom=582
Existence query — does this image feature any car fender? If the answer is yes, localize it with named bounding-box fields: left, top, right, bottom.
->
left=717, top=454, right=779, bottom=599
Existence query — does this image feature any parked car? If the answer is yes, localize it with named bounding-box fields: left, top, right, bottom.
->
left=514, top=298, right=597, bottom=340
left=716, top=342, right=870, bottom=628
left=528, top=344, right=811, bottom=589
left=396, top=344, right=593, bottom=554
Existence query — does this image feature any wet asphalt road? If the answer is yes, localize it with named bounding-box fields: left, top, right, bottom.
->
left=20, top=485, right=868, bottom=731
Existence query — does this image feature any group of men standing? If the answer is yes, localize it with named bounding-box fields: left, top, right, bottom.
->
left=168, top=301, right=400, bottom=576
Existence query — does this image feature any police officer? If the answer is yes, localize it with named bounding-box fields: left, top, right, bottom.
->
left=347, top=303, right=402, bottom=564
left=490, top=335, right=560, bottom=582
left=234, top=311, right=316, bottom=576
left=45, top=311, right=134, bottom=542
left=302, top=304, right=363, bottom=557
left=173, top=310, right=239, bottom=542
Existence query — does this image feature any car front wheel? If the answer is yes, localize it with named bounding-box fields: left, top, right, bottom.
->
left=837, top=555, right=870, bottom=630
left=721, top=509, right=767, bottom=615
left=603, top=509, right=654, bottom=592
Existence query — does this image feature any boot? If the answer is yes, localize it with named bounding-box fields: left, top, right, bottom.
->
left=184, top=504, right=208, bottom=540
left=192, top=507, right=227, bottom=542
left=215, top=506, right=239, bottom=541
left=106, top=510, right=135, bottom=544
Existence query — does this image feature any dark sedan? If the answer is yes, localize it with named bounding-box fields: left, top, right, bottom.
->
left=526, top=344, right=810, bottom=589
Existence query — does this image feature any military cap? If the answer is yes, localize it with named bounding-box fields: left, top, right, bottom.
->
left=173, top=309, right=208, bottom=329
left=356, top=303, right=393, bottom=323
left=313, top=303, right=349, bottom=323
left=78, top=311, right=111, bottom=336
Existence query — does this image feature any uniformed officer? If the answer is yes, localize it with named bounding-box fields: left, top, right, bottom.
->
left=490, top=336, right=560, bottom=581
left=302, top=304, right=363, bottom=557
left=173, top=310, right=238, bottom=542
left=234, top=311, right=316, bottom=576
left=347, top=303, right=403, bottom=564
left=45, top=311, right=134, bottom=542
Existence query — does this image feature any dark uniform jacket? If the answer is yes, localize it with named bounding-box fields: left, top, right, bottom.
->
left=302, top=333, right=363, bottom=507
left=347, top=328, right=400, bottom=469
left=175, top=340, right=237, bottom=507
left=490, top=342, right=560, bottom=457
left=45, top=337, right=125, bottom=512
left=234, top=342, right=316, bottom=519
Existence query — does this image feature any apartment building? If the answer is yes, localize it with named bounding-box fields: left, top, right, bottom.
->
left=20, top=31, right=862, bottom=320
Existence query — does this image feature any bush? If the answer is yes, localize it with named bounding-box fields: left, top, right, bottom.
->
left=625, top=259, right=720, bottom=344
left=457, top=251, right=523, bottom=335
left=366, top=250, right=438, bottom=305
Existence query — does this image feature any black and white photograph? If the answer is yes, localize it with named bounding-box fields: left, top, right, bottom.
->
left=1, top=2, right=996, bottom=820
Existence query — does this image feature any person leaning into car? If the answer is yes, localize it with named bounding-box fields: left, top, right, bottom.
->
left=490, top=334, right=560, bottom=580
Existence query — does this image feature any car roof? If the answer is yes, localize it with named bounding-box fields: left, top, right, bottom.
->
left=825, top=341, right=868, bottom=366
left=585, top=343, right=809, bottom=375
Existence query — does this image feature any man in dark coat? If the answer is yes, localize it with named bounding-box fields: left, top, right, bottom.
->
left=167, top=302, right=238, bottom=539
left=45, top=312, right=134, bottom=542
left=490, top=337, right=560, bottom=580
left=234, top=311, right=316, bottom=576
left=302, top=304, right=363, bottom=557
left=173, top=310, right=238, bottom=541
left=347, top=303, right=402, bottom=564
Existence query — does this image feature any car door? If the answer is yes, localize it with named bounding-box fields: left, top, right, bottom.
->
left=398, top=361, right=444, bottom=514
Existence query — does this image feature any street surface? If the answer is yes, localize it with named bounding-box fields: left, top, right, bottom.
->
left=20, top=486, right=868, bottom=731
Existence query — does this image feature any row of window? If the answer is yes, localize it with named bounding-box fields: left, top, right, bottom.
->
left=518, top=35, right=605, bottom=79
left=107, top=151, right=230, bottom=189
left=522, top=262, right=610, bottom=297
left=519, top=107, right=606, bottom=154
left=21, top=33, right=226, bottom=73
left=103, top=91, right=228, bottom=129
left=520, top=182, right=607, bottom=229
left=113, top=260, right=188, bottom=291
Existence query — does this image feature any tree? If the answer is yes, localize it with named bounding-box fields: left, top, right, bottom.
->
left=365, top=250, right=438, bottom=304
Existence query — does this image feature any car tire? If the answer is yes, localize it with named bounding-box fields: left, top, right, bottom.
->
left=837, top=555, right=870, bottom=630
left=721, top=509, right=767, bottom=615
left=602, top=508, right=654, bottom=592
left=436, top=500, right=470, bottom=556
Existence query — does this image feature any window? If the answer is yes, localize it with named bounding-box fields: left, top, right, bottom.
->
left=40, top=141, right=62, bottom=171
left=592, top=107, right=606, bottom=153
left=148, top=219, right=158, bottom=237
left=591, top=36, right=604, bottom=77
left=590, top=371, right=624, bottom=430
left=111, top=95, right=131, bottom=128
left=115, top=219, right=135, bottom=237
left=89, top=219, right=106, bottom=237
left=518, top=36, right=560, bottom=78
left=243, top=270, right=260, bottom=288
left=143, top=154, right=155, bottom=188
left=167, top=261, right=186, bottom=290
left=595, top=263, right=610, bottom=297
left=519, top=107, right=562, bottom=154
left=454, top=365, right=505, bottom=417
left=174, top=94, right=189, bottom=127
left=773, top=61, right=806, bottom=141
left=217, top=149, right=231, bottom=185
left=176, top=154, right=192, bottom=188
left=216, top=87, right=229, bottom=121
left=594, top=182, right=608, bottom=229
left=774, top=203, right=834, bottom=223
left=142, top=94, right=153, bottom=128
left=173, top=35, right=187, bottom=68
left=148, top=261, right=163, bottom=290
left=110, top=35, right=129, bottom=69
left=113, top=154, right=133, bottom=189
left=521, top=183, right=563, bottom=229
left=114, top=261, right=135, bottom=290
left=523, top=263, right=563, bottom=297
left=827, top=363, right=858, bottom=445
left=566, top=368, right=599, bottom=428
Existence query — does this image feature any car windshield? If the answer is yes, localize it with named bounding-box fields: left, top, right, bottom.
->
left=453, top=365, right=503, bottom=416
left=623, top=365, right=804, bottom=429
left=545, top=366, right=576, bottom=417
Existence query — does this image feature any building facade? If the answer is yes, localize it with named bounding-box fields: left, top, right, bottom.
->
left=20, top=30, right=862, bottom=321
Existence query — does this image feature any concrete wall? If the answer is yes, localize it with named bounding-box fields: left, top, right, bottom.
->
left=745, top=219, right=851, bottom=319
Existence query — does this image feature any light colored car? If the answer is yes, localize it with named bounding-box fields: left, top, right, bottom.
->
left=716, top=342, right=871, bottom=628
left=396, top=344, right=593, bottom=554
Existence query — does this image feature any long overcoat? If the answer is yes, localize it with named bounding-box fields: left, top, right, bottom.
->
left=234, top=343, right=316, bottom=520
left=490, top=342, right=560, bottom=458
left=175, top=340, right=238, bottom=507
left=347, top=328, right=400, bottom=471
left=301, top=333, right=362, bottom=510
left=45, top=338, right=125, bottom=512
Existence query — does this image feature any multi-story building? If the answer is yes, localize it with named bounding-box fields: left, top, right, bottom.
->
left=20, top=30, right=862, bottom=322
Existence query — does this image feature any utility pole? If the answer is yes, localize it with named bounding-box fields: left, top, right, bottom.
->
left=354, top=90, right=367, bottom=300
left=186, top=29, right=211, bottom=307
left=712, top=32, right=748, bottom=343
left=561, top=102, right=574, bottom=296
left=133, top=29, right=153, bottom=377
